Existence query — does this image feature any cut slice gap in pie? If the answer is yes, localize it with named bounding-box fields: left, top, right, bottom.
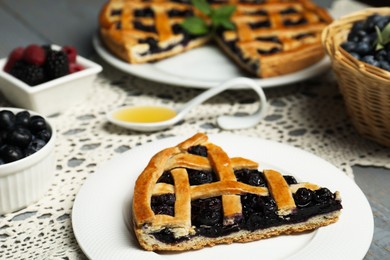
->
left=99, top=0, right=333, bottom=78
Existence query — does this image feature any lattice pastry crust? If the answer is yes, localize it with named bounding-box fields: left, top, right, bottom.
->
left=132, top=133, right=342, bottom=251
left=99, top=0, right=332, bottom=77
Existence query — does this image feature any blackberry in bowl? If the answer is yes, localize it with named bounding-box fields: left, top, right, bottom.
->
left=0, top=44, right=102, bottom=116
left=322, top=8, right=390, bottom=147
left=0, top=107, right=56, bottom=215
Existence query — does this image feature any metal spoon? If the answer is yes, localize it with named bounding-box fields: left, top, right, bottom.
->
left=107, top=77, right=268, bottom=132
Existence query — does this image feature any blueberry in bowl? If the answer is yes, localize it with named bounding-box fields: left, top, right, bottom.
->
left=340, top=13, right=390, bottom=72
left=0, top=107, right=56, bottom=215
left=322, top=7, right=390, bottom=147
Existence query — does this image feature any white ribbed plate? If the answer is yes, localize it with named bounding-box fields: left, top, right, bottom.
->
left=72, top=134, right=373, bottom=260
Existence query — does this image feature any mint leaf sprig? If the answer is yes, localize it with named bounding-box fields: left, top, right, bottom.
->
left=181, top=0, right=236, bottom=36
left=374, top=22, right=390, bottom=51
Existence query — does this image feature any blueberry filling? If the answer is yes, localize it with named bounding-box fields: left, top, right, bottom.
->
left=249, top=20, right=271, bottom=29
left=138, top=37, right=160, bottom=53
left=283, top=175, right=297, bottom=185
left=168, top=9, right=193, bottom=17
left=224, top=40, right=250, bottom=63
left=170, top=0, right=192, bottom=4
left=247, top=9, right=268, bottom=16
left=208, top=0, right=229, bottom=3
left=151, top=173, right=342, bottom=244
left=283, top=17, right=308, bottom=26
left=137, top=25, right=205, bottom=56
left=240, top=0, right=266, bottom=4
left=293, top=32, right=315, bottom=40
left=133, top=21, right=157, bottom=33
left=192, top=197, right=223, bottom=226
left=235, top=169, right=266, bottom=187
left=115, top=21, right=121, bottom=29
left=110, top=9, right=122, bottom=16
left=256, top=36, right=281, bottom=44
left=188, top=145, right=208, bottom=157
left=188, top=169, right=217, bottom=185
left=257, top=47, right=281, bottom=55
left=157, top=171, right=174, bottom=184
left=151, top=194, right=176, bottom=216
left=280, top=7, right=298, bottom=14
left=133, top=7, right=155, bottom=18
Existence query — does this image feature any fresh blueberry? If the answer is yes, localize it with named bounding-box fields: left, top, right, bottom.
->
left=350, top=21, right=365, bottom=34
left=376, top=15, right=390, bottom=30
left=355, top=42, right=372, bottom=55
left=361, top=55, right=380, bottom=67
left=24, top=138, right=46, bottom=156
left=6, top=127, right=32, bottom=147
left=340, top=41, right=357, bottom=52
left=29, top=115, right=47, bottom=133
left=0, top=130, right=7, bottom=144
left=35, top=129, right=51, bottom=142
left=375, top=49, right=388, bottom=61
left=349, top=52, right=360, bottom=59
left=15, top=111, right=31, bottom=127
left=365, top=14, right=384, bottom=31
left=0, top=144, right=24, bottom=163
left=380, top=61, right=390, bottom=72
left=0, top=110, right=16, bottom=131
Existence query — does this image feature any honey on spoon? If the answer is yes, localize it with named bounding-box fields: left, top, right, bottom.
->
left=107, top=77, right=268, bottom=132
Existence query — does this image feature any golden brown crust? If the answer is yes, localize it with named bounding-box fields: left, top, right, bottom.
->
left=132, top=133, right=342, bottom=251
left=135, top=211, right=341, bottom=251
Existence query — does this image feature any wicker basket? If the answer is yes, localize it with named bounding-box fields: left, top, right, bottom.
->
left=322, top=8, right=390, bottom=147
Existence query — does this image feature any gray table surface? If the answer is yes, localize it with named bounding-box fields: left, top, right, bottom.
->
left=0, top=0, right=388, bottom=259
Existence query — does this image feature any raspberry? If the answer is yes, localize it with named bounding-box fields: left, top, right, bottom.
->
left=69, top=63, right=85, bottom=73
left=44, top=49, right=69, bottom=79
left=62, top=45, right=77, bottom=63
left=10, top=61, right=45, bottom=86
left=22, top=44, right=46, bottom=66
left=3, top=47, right=24, bottom=72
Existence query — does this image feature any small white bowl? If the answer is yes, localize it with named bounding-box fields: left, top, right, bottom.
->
left=0, top=107, right=56, bottom=215
left=0, top=45, right=102, bottom=116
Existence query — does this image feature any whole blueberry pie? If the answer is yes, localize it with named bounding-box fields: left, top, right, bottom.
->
left=132, top=133, right=342, bottom=251
left=99, top=0, right=332, bottom=77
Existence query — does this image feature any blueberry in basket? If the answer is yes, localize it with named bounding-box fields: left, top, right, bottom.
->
left=0, top=109, right=51, bottom=164
left=340, top=14, right=390, bottom=72
left=3, top=44, right=85, bottom=86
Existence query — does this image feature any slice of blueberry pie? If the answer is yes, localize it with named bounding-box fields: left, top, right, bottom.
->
left=99, top=0, right=211, bottom=64
left=132, top=133, right=342, bottom=251
left=99, top=0, right=332, bottom=77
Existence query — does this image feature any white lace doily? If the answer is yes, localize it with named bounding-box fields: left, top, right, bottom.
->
left=0, top=56, right=389, bottom=259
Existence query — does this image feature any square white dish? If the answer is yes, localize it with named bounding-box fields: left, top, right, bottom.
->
left=0, top=47, right=102, bottom=116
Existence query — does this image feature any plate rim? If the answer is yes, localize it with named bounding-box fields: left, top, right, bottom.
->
left=72, top=133, right=373, bottom=260
left=92, top=35, right=331, bottom=89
